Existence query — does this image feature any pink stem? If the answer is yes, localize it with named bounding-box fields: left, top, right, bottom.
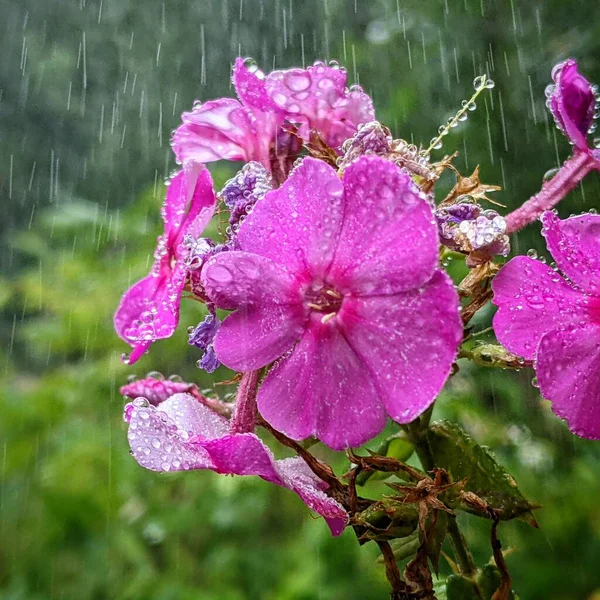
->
left=505, top=151, right=597, bottom=234
left=229, top=370, right=260, bottom=434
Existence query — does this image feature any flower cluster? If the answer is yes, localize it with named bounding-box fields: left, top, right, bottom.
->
left=115, top=56, right=600, bottom=544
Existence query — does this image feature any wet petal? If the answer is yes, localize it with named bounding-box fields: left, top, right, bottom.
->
left=339, top=270, right=462, bottom=423
left=330, top=156, right=439, bottom=295
left=114, top=168, right=216, bottom=362
left=232, top=57, right=280, bottom=113
left=492, top=255, right=589, bottom=360
left=536, top=325, right=600, bottom=439
left=214, top=303, right=307, bottom=372
left=172, top=99, right=260, bottom=165
left=125, top=394, right=347, bottom=535
left=257, top=320, right=386, bottom=450
left=266, top=62, right=373, bottom=149
left=276, top=457, right=348, bottom=536
left=120, top=376, right=197, bottom=406
left=548, top=59, right=595, bottom=151
left=201, top=251, right=301, bottom=310
left=542, top=211, right=600, bottom=294
left=237, top=157, right=345, bottom=278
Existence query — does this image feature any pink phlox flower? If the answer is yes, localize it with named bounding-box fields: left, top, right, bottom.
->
left=492, top=210, right=600, bottom=439
left=114, top=165, right=216, bottom=363
left=124, top=393, right=348, bottom=536
left=546, top=59, right=599, bottom=156
left=172, top=58, right=374, bottom=172
left=200, top=155, right=462, bottom=450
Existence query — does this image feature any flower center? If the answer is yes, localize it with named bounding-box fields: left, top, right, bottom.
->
left=304, top=284, right=343, bottom=324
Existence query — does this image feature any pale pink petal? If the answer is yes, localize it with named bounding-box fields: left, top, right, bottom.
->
left=124, top=395, right=222, bottom=472
left=214, top=303, right=307, bottom=372
left=201, top=251, right=302, bottom=310
left=541, top=211, right=600, bottom=294
left=125, top=394, right=347, bottom=535
left=237, top=157, right=345, bottom=278
left=492, top=256, right=589, bottom=360
left=257, top=320, right=386, bottom=450
left=536, top=325, right=600, bottom=439
left=339, top=270, right=462, bottom=423
left=330, top=156, right=439, bottom=295
left=172, top=99, right=260, bottom=165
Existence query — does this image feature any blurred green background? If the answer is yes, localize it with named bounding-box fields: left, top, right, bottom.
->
left=1, top=0, right=600, bottom=598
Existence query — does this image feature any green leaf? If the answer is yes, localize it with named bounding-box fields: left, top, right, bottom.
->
left=445, top=574, right=481, bottom=600
left=477, top=565, right=516, bottom=600
left=427, top=421, right=538, bottom=523
left=384, top=530, right=421, bottom=562
left=423, top=510, right=449, bottom=575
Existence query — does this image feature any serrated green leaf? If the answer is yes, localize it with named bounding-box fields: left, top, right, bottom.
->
left=427, top=420, right=537, bottom=523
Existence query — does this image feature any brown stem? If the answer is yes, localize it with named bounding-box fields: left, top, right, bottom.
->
left=377, top=540, right=410, bottom=600
left=229, top=371, right=260, bottom=434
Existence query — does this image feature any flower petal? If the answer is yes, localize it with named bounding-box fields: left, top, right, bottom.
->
left=276, top=457, right=348, bottom=536
left=492, top=255, right=589, bottom=360
left=172, top=98, right=259, bottom=165
left=536, top=325, right=600, bottom=439
left=541, top=211, right=600, bottom=294
left=330, top=155, right=439, bottom=295
left=214, top=303, right=307, bottom=372
left=114, top=168, right=216, bottom=363
left=120, top=376, right=197, bottom=406
left=125, top=394, right=347, bottom=535
left=237, top=157, right=345, bottom=278
left=339, top=270, right=462, bottom=423
left=257, top=320, right=386, bottom=450
left=202, top=251, right=301, bottom=310
left=232, top=57, right=280, bottom=113
left=265, top=63, right=373, bottom=149
left=548, top=59, right=595, bottom=151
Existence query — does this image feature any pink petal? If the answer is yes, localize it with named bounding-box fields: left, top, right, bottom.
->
left=257, top=319, right=386, bottom=450
left=276, top=457, right=348, bottom=536
left=326, top=88, right=375, bottom=149
left=172, top=98, right=267, bottom=166
left=232, top=57, right=280, bottom=113
left=214, top=303, right=307, bottom=372
left=330, top=156, right=439, bottom=295
left=541, top=211, right=600, bottom=295
left=339, top=270, right=462, bottom=423
left=201, top=251, right=301, bottom=310
left=125, top=394, right=347, bottom=535
left=114, top=168, right=216, bottom=363
left=120, top=376, right=197, bottom=406
left=549, top=59, right=595, bottom=152
left=265, top=63, right=373, bottom=149
left=536, top=325, right=600, bottom=439
left=237, top=157, right=345, bottom=279
left=492, top=256, right=590, bottom=360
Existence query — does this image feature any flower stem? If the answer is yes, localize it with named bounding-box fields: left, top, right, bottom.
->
left=230, top=370, right=260, bottom=434
left=407, top=414, right=477, bottom=577
left=505, top=151, right=596, bottom=234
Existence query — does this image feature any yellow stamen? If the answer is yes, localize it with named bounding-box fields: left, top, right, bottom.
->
left=321, top=312, right=336, bottom=324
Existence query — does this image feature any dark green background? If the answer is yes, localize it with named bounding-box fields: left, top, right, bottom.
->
left=1, top=1, right=599, bottom=598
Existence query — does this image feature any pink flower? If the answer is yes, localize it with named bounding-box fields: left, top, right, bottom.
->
left=201, top=156, right=462, bottom=449
left=114, top=166, right=216, bottom=363
left=492, top=211, right=600, bottom=439
left=121, top=376, right=198, bottom=406
left=124, top=393, right=347, bottom=536
left=546, top=59, right=597, bottom=153
left=172, top=58, right=374, bottom=172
